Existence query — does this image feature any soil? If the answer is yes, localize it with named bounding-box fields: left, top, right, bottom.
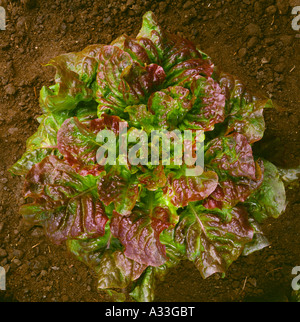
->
left=0, top=0, right=299, bottom=302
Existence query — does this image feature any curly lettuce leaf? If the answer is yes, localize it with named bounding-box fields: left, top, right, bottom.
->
left=163, top=170, right=218, bottom=208
left=205, top=132, right=257, bottom=179
left=110, top=192, right=173, bottom=267
left=242, top=218, right=270, bottom=256
left=95, top=45, right=166, bottom=116
left=67, top=231, right=147, bottom=300
left=40, top=45, right=103, bottom=113
left=125, top=85, right=192, bottom=132
left=9, top=111, right=71, bottom=176
left=20, top=155, right=108, bottom=245
left=203, top=161, right=263, bottom=209
left=125, top=104, right=156, bottom=133
left=203, top=132, right=263, bottom=208
left=129, top=225, right=186, bottom=302
left=136, top=11, right=166, bottom=61
left=147, top=85, right=192, bottom=130
left=137, top=165, right=167, bottom=191
left=180, top=76, right=226, bottom=131
left=57, top=114, right=124, bottom=176
left=175, top=203, right=253, bottom=278
left=216, top=72, right=273, bottom=143
left=163, top=34, right=214, bottom=86
left=97, top=165, right=140, bottom=216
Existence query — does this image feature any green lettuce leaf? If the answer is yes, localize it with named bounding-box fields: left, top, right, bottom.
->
left=244, top=159, right=286, bottom=223
left=67, top=230, right=147, bottom=301
left=95, top=45, right=166, bottom=116
left=40, top=45, right=103, bottom=113
left=9, top=111, right=70, bottom=176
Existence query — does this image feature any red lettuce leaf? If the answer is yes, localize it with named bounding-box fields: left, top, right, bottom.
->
left=163, top=170, right=218, bottom=208
left=163, top=34, right=214, bottom=86
left=204, top=133, right=264, bottom=208
left=110, top=193, right=173, bottom=267
left=136, top=11, right=166, bottom=61
left=67, top=233, right=147, bottom=294
left=95, top=45, right=165, bottom=116
left=137, top=165, right=167, bottom=191
left=205, top=132, right=257, bottom=180
left=203, top=160, right=264, bottom=209
left=57, top=114, right=124, bottom=176
left=216, top=71, right=272, bottom=143
left=40, top=45, right=103, bottom=113
left=175, top=203, right=254, bottom=278
left=180, top=76, right=226, bottom=131
left=20, top=155, right=108, bottom=245
left=97, top=249, right=148, bottom=291
left=97, top=166, right=140, bottom=216
left=147, top=85, right=192, bottom=130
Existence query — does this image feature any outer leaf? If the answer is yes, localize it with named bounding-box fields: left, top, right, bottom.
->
left=136, top=11, right=166, bottom=61
left=204, top=133, right=264, bottom=208
left=129, top=267, right=156, bottom=302
left=163, top=34, right=206, bottom=72
left=175, top=203, right=253, bottom=278
left=242, top=218, right=270, bottom=256
left=205, top=132, right=257, bottom=179
left=216, top=71, right=272, bottom=143
left=67, top=231, right=147, bottom=298
left=9, top=111, right=70, bottom=176
left=244, top=159, right=286, bottom=223
left=163, top=34, right=214, bottom=86
left=97, top=250, right=147, bottom=290
left=203, top=160, right=263, bottom=209
left=40, top=45, right=103, bottom=113
left=20, top=155, right=108, bottom=244
left=130, top=226, right=185, bottom=302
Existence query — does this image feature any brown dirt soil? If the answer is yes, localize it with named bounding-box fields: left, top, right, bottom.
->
left=0, top=0, right=299, bottom=302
